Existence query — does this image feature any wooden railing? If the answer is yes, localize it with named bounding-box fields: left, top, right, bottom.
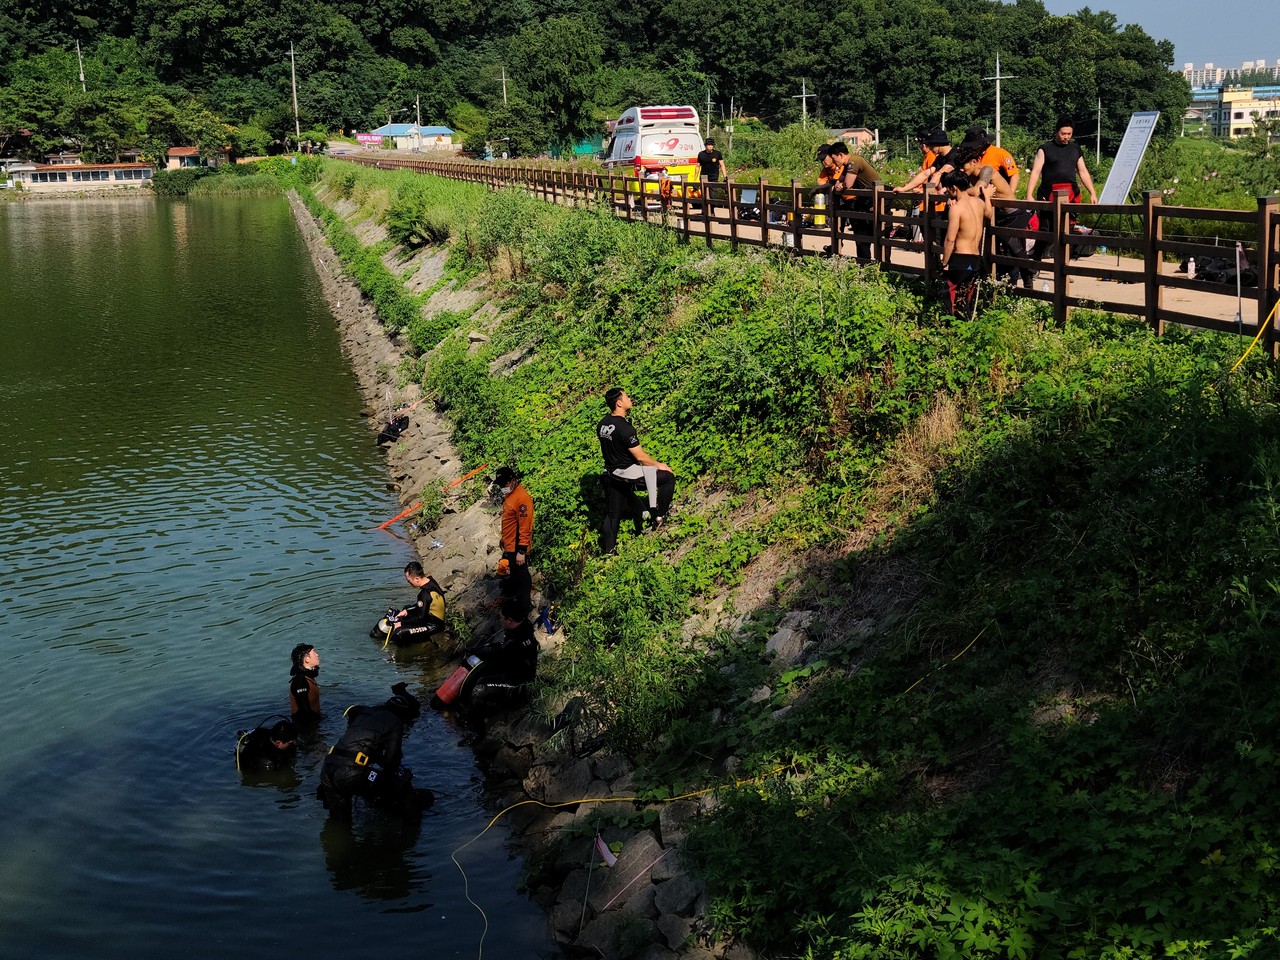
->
left=336, top=153, right=1280, bottom=356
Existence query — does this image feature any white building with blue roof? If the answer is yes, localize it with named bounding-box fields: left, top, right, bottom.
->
left=366, top=123, right=454, bottom=151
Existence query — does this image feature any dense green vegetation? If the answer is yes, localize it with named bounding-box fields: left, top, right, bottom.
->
left=1, top=0, right=1188, bottom=161
left=298, top=158, right=1280, bottom=957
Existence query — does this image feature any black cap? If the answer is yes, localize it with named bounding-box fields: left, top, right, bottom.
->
left=493, top=466, right=517, bottom=486
left=962, top=125, right=990, bottom=145
left=814, top=144, right=831, bottom=161
left=920, top=128, right=949, bottom=147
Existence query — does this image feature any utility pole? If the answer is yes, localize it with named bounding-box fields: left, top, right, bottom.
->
left=500, top=65, right=508, bottom=106
left=76, top=40, right=86, bottom=92
left=289, top=41, right=301, bottom=141
left=941, top=94, right=947, bottom=131
left=728, top=96, right=735, bottom=153
left=983, top=53, right=1016, bottom=147
left=705, top=87, right=712, bottom=139
left=416, top=94, right=421, bottom=126
left=1096, top=97, right=1102, bottom=162
left=793, top=80, right=815, bottom=131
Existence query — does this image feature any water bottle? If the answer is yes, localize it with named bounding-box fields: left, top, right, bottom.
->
left=1187, top=257, right=1196, bottom=279
left=1098, top=245, right=1107, bottom=256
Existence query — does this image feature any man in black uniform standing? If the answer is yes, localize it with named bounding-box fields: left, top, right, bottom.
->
left=289, top=643, right=321, bottom=726
left=597, top=387, right=675, bottom=554
left=696, top=138, right=726, bottom=182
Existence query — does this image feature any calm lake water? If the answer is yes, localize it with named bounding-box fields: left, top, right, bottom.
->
left=0, top=195, right=556, bottom=959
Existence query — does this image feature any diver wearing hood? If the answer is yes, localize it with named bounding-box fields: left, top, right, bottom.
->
left=237, top=718, right=297, bottom=773
left=316, top=683, right=434, bottom=816
left=289, top=643, right=321, bottom=725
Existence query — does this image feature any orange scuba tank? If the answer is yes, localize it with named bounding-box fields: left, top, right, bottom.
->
left=434, top=655, right=481, bottom=704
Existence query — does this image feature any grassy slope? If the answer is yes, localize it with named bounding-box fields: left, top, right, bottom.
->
left=305, top=158, right=1280, bottom=960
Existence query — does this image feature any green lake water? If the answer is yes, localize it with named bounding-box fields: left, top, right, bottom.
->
left=0, top=195, right=556, bottom=958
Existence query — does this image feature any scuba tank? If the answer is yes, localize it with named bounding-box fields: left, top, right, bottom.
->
left=434, top=655, right=481, bottom=705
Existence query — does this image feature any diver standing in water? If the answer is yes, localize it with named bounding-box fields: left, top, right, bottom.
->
left=289, top=643, right=321, bottom=725
left=317, top=683, right=434, bottom=818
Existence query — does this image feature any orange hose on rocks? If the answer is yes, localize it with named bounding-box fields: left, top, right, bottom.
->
left=373, top=464, right=489, bottom=529
left=376, top=501, right=423, bottom=530
left=445, top=463, right=489, bottom=490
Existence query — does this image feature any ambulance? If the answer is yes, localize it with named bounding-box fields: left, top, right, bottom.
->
left=602, top=105, right=704, bottom=205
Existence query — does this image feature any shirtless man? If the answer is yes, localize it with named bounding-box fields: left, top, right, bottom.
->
left=949, top=143, right=1034, bottom=289
left=939, top=170, right=987, bottom=315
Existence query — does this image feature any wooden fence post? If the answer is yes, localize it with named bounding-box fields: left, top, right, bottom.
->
left=872, top=182, right=885, bottom=265
left=1256, top=196, right=1280, bottom=357
left=759, top=177, right=770, bottom=248
left=827, top=187, right=839, bottom=254
left=701, top=176, right=713, bottom=248
left=680, top=177, right=690, bottom=243
left=1053, top=192, right=1071, bottom=326
left=727, top=177, right=739, bottom=249
left=921, top=186, right=936, bottom=290
left=1142, top=190, right=1163, bottom=334
left=791, top=179, right=803, bottom=253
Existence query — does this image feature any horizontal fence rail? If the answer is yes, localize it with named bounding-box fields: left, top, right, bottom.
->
left=337, top=153, right=1280, bottom=356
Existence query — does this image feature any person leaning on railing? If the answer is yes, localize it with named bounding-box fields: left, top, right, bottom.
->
left=821, top=141, right=880, bottom=259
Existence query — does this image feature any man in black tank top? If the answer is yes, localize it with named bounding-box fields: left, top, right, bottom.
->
left=1025, top=120, right=1097, bottom=203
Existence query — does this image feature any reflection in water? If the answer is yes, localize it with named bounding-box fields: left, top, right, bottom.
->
left=320, top=810, right=431, bottom=904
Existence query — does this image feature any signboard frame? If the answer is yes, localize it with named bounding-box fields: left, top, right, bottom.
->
left=1097, top=111, right=1161, bottom=206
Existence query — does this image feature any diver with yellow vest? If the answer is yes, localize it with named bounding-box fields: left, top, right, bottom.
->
left=374, top=561, right=447, bottom=645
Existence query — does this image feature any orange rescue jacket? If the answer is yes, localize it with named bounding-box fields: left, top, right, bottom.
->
left=500, top=483, right=534, bottom=554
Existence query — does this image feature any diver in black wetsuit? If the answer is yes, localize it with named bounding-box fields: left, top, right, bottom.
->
left=289, top=643, right=321, bottom=725
left=375, top=562, right=447, bottom=645
left=317, top=683, right=434, bottom=817
left=457, top=597, right=540, bottom=715
left=237, top=718, right=297, bottom=773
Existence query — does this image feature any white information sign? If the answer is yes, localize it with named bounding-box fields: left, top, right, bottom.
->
left=1097, top=111, right=1161, bottom=205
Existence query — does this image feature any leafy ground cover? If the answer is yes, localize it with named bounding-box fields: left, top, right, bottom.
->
left=303, top=158, right=1280, bottom=959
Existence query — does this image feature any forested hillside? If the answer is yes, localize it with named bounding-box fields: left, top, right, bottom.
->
left=0, top=0, right=1189, bottom=161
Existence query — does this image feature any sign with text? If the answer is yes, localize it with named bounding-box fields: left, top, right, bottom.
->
left=355, top=133, right=383, bottom=146
left=1097, top=111, right=1161, bottom=205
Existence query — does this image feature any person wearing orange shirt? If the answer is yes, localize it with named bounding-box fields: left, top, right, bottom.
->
left=494, top=466, right=534, bottom=614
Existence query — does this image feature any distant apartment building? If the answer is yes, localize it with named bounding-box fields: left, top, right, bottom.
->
left=1179, top=59, right=1280, bottom=138
left=1182, top=58, right=1280, bottom=87
left=1183, top=63, right=1228, bottom=87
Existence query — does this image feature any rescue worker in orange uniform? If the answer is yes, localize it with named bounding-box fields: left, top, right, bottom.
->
left=494, top=466, right=534, bottom=615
